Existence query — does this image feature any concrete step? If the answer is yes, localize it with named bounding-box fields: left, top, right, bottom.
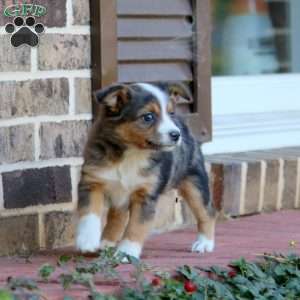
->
left=208, top=147, right=300, bottom=217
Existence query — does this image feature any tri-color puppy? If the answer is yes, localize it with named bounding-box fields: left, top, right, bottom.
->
left=75, top=82, right=217, bottom=259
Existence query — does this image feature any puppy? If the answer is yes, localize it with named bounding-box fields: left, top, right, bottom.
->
left=75, top=82, right=216, bottom=258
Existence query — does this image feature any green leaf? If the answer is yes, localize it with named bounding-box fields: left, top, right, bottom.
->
left=59, top=273, right=74, bottom=290
left=38, top=264, right=55, bottom=281
left=7, top=277, right=39, bottom=291
left=0, top=289, right=14, bottom=300
left=58, top=254, right=72, bottom=266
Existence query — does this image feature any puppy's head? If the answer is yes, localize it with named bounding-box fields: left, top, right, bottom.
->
left=94, top=82, right=192, bottom=151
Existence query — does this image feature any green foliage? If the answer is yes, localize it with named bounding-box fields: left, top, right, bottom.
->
left=0, top=289, right=14, bottom=300
left=38, top=263, right=55, bottom=281
left=120, top=253, right=300, bottom=299
left=57, top=254, right=73, bottom=266
left=7, top=277, right=39, bottom=291
left=1, top=251, right=300, bottom=299
left=5, top=277, right=42, bottom=300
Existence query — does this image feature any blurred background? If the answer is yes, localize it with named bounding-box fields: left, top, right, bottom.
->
left=204, top=0, right=300, bottom=154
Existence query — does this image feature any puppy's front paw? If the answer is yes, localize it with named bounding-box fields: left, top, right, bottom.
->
left=191, top=234, right=214, bottom=253
left=76, top=213, right=101, bottom=253
left=116, top=239, right=142, bottom=262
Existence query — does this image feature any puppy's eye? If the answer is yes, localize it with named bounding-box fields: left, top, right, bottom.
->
left=142, top=112, right=155, bottom=123
left=169, top=111, right=175, bottom=116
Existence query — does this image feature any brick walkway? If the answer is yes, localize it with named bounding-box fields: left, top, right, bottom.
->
left=0, top=210, right=299, bottom=299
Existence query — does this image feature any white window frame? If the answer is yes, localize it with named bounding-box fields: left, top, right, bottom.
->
left=203, top=0, right=300, bottom=155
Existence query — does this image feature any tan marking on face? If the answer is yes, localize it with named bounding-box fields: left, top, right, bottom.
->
left=179, top=180, right=216, bottom=239
left=102, top=207, right=129, bottom=243
left=105, top=88, right=130, bottom=114
left=141, top=101, right=161, bottom=116
left=116, top=121, right=157, bottom=149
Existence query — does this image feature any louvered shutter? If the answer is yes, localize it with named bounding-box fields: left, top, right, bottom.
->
left=90, top=0, right=211, bottom=141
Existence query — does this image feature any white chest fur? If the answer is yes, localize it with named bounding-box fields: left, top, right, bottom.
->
left=94, top=148, right=152, bottom=207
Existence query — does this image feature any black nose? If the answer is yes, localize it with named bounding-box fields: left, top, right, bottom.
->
left=169, top=131, right=181, bottom=142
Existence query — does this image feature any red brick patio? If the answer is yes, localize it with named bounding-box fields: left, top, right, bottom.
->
left=0, top=210, right=299, bottom=299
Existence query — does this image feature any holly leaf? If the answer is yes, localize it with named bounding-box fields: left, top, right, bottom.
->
left=58, top=255, right=72, bottom=266
left=38, top=264, right=55, bottom=281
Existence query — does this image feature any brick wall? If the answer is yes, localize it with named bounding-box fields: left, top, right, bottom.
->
left=0, top=0, right=91, bottom=255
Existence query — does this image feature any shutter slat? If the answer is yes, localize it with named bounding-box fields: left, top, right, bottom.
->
left=118, top=40, right=192, bottom=61
left=117, top=0, right=192, bottom=16
left=119, top=63, right=193, bottom=82
left=118, top=18, right=192, bottom=39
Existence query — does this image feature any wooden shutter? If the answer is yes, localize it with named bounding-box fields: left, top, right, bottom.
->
left=90, top=0, right=212, bottom=141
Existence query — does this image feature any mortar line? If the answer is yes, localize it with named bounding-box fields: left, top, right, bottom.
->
left=0, top=202, right=75, bottom=217
left=30, top=47, right=38, bottom=73
left=0, top=114, right=92, bottom=128
left=239, top=162, right=247, bottom=215
left=34, top=122, right=41, bottom=161
left=258, top=160, right=266, bottom=212
left=0, top=157, right=84, bottom=173
left=0, top=26, right=90, bottom=35
left=277, top=159, right=284, bottom=210
left=0, top=69, right=91, bottom=81
left=38, top=213, right=46, bottom=249
left=66, top=0, right=74, bottom=27
left=68, top=77, right=76, bottom=115
left=71, top=165, right=79, bottom=206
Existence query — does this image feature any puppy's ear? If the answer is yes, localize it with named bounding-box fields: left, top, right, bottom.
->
left=168, top=83, right=193, bottom=104
left=94, top=84, right=130, bottom=117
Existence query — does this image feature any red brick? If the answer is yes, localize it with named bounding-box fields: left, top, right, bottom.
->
left=3, top=166, right=71, bottom=209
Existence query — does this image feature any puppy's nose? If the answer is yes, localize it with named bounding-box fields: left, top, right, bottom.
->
left=169, top=131, right=181, bottom=142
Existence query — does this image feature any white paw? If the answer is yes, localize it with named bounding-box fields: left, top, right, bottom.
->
left=76, top=213, right=101, bottom=253
left=99, top=239, right=116, bottom=249
left=116, top=239, right=142, bottom=262
left=191, top=234, right=215, bottom=253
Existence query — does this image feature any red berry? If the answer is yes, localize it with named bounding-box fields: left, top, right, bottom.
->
left=228, top=270, right=237, bottom=278
left=184, top=281, right=197, bottom=293
left=151, top=277, right=161, bottom=286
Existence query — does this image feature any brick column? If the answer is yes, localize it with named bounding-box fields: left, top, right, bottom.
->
left=0, top=0, right=91, bottom=255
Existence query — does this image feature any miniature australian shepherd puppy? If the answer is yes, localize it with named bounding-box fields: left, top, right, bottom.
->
left=75, top=82, right=217, bottom=259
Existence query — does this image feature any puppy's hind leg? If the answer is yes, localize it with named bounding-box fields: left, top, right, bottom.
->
left=179, top=178, right=217, bottom=253
left=76, top=181, right=105, bottom=253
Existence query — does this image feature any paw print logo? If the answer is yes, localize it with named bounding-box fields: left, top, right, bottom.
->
left=5, top=16, right=44, bottom=47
